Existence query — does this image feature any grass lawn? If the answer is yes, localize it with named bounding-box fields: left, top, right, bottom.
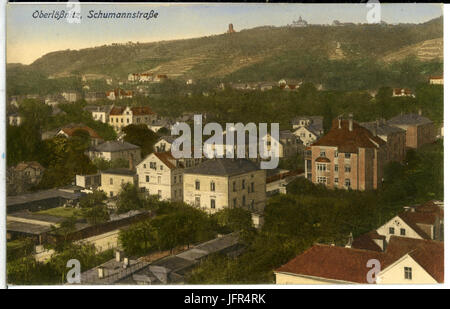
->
left=36, top=207, right=81, bottom=219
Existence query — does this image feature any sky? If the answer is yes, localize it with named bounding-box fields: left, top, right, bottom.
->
left=7, top=3, right=443, bottom=65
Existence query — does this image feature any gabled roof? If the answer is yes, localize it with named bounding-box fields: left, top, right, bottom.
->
left=90, top=141, right=140, bottom=153
left=382, top=236, right=443, bottom=283
left=276, top=237, right=444, bottom=283
left=387, top=113, right=433, bottom=126
left=312, top=119, right=385, bottom=153
left=276, top=244, right=385, bottom=283
left=184, top=158, right=260, bottom=176
left=154, top=152, right=179, bottom=169
left=109, top=106, right=154, bottom=116
left=360, top=121, right=406, bottom=136
left=59, top=125, right=101, bottom=139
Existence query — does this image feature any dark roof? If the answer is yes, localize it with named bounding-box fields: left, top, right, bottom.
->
left=184, top=159, right=260, bottom=176
left=109, top=106, right=154, bottom=116
left=312, top=119, right=385, bottom=153
left=7, top=189, right=82, bottom=208
left=101, top=168, right=136, bottom=176
left=91, top=141, right=140, bottom=152
left=360, top=121, right=406, bottom=136
left=387, top=113, right=433, bottom=126
left=7, top=221, right=52, bottom=235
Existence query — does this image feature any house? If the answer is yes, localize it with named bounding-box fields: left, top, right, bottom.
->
left=307, top=115, right=387, bottom=190
left=44, top=94, right=64, bottom=107
left=7, top=161, right=45, bottom=195
left=106, top=89, right=133, bottom=101
left=183, top=159, right=266, bottom=214
left=148, top=119, right=173, bottom=133
left=85, top=92, right=107, bottom=103
left=387, top=112, right=435, bottom=149
left=139, top=73, right=153, bottom=82
left=56, top=124, right=104, bottom=146
left=375, top=201, right=443, bottom=243
left=154, top=74, right=168, bottom=82
left=8, top=113, right=23, bottom=126
left=128, top=73, right=140, bottom=82
left=75, top=173, right=101, bottom=190
left=274, top=236, right=443, bottom=284
left=261, top=130, right=303, bottom=158
left=86, top=140, right=141, bottom=165
left=392, top=88, right=414, bottom=97
left=429, top=75, right=443, bottom=85
left=108, top=106, right=157, bottom=132
left=84, top=105, right=113, bottom=123
left=360, top=119, right=406, bottom=162
left=61, top=91, right=81, bottom=103
left=154, top=136, right=178, bottom=152
left=291, top=116, right=324, bottom=146
left=99, top=168, right=137, bottom=198
left=278, top=79, right=302, bottom=90
left=136, top=152, right=184, bottom=201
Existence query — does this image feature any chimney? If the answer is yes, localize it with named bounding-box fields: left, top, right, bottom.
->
left=115, top=250, right=123, bottom=262
left=348, top=113, right=353, bottom=132
left=128, top=154, right=134, bottom=170
left=345, top=232, right=353, bottom=248
left=98, top=266, right=105, bottom=279
left=123, top=257, right=129, bottom=268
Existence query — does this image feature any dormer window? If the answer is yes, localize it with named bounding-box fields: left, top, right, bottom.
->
left=320, top=151, right=326, bottom=157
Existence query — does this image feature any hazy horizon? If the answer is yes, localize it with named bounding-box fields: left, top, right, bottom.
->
left=7, top=3, right=443, bottom=65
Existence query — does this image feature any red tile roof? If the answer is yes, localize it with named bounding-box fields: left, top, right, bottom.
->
left=276, top=244, right=385, bottom=283
left=276, top=237, right=443, bottom=283
left=153, top=152, right=182, bottom=169
left=382, top=236, right=443, bottom=283
left=60, top=126, right=101, bottom=139
left=312, top=119, right=385, bottom=153
left=351, top=231, right=385, bottom=252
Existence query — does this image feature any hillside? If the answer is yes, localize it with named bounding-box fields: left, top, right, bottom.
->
left=7, top=17, right=443, bottom=94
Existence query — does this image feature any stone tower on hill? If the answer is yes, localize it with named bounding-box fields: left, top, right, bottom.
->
left=227, top=23, right=236, bottom=34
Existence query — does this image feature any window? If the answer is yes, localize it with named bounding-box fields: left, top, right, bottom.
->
left=157, top=176, right=161, bottom=184
left=389, top=227, right=395, bottom=234
left=345, top=153, right=351, bottom=159
left=400, top=228, right=406, bottom=236
left=317, top=176, right=327, bottom=184
left=233, top=198, right=237, bottom=208
left=404, top=267, right=412, bottom=280
left=110, top=192, right=114, bottom=197
left=320, top=151, right=326, bottom=157
left=210, top=199, right=216, bottom=209
left=160, top=165, right=163, bottom=170
left=210, top=181, right=215, bottom=192
left=242, top=179, right=246, bottom=189
left=345, top=165, right=351, bottom=173
left=146, top=175, right=149, bottom=182
left=334, top=165, right=339, bottom=172
left=110, top=178, right=113, bottom=185
left=174, top=176, right=177, bottom=184
left=195, top=180, right=200, bottom=190
left=251, top=182, right=255, bottom=193
left=195, top=196, right=200, bottom=206
left=334, top=178, right=339, bottom=185
left=334, top=151, right=338, bottom=158
left=179, top=175, right=182, bottom=182
left=251, top=200, right=255, bottom=210
left=233, top=181, right=236, bottom=192
left=317, top=163, right=327, bottom=172
left=242, top=195, right=246, bottom=206
left=345, top=179, right=351, bottom=187
left=143, top=164, right=146, bottom=169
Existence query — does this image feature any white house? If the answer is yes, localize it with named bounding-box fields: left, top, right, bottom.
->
left=136, top=152, right=184, bottom=201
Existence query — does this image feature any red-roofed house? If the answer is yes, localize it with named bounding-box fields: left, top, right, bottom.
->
left=392, top=88, right=414, bottom=97
left=108, top=106, right=157, bottom=132
left=106, top=89, right=133, bottom=101
left=57, top=124, right=104, bottom=146
left=274, top=236, right=443, bottom=284
left=307, top=115, right=387, bottom=190
left=429, top=75, right=443, bottom=85
left=136, top=152, right=185, bottom=201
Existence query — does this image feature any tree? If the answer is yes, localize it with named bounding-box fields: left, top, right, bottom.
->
left=79, top=190, right=110, bottom=225
left=122, top=124, right=159, bottom=157
left=116, top=183, right=144, bottom=214
left=49, top=215, right=77, bottom=252
left=214, top=208, right=253, bottom=233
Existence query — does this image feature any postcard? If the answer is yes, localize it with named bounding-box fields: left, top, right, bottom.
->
left=5, top=2, right=444, bottom=287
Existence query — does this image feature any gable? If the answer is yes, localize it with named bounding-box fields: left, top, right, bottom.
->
left=376, top=216, right=423, bottom=241
left=377, top=254, right=437, bottom=284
